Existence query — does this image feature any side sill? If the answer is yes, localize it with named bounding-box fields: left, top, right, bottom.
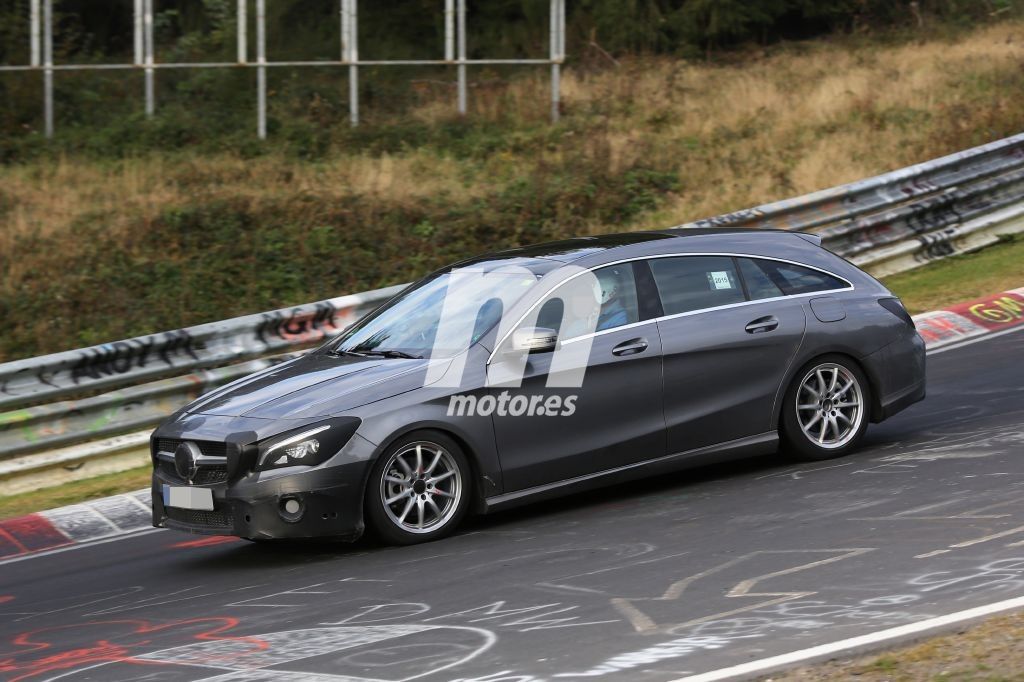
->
left=482, top=431, right=778, bottom=513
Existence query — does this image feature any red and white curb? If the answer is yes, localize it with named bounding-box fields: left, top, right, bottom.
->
left=1, top=286, right=1022, bottom=563
left=0, top=488, right=150, bottom=560
left=912, top=287, right=1024, bottom=349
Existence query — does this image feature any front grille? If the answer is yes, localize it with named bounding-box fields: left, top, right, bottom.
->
left=166, top=507, right=232, bottom=528
left=156, top=438, right=231, bottom=484
left=155, top=438, right=229, bottom=458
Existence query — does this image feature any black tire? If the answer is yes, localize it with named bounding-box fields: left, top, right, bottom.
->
left=364, top=430, right=472, bottom=545
left=780, top=354, right=871, bottom=461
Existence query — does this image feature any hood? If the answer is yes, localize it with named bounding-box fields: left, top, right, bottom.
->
left=186, top=352, right=448, bottom=419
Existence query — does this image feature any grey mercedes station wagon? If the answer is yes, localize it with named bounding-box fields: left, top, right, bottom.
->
left=152, top=228, right=925, bottom=544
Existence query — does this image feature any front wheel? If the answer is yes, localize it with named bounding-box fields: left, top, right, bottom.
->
left=781, top=356, right=871, bottom=461
left=365, top=431, right=472, bottom=545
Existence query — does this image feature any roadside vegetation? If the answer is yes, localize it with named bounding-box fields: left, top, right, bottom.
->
left=885, top=235, right=1024, bottom=314
left=772, top=609, right=1024, bottom=680
left=0, top=465, right=150, bottom=521
left=2, top=15, right=1023, bottom=360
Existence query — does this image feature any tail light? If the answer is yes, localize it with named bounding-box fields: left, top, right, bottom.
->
left=879, top=297, right=915, bottom=329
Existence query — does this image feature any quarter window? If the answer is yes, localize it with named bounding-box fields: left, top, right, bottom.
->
left=648, top=256, right=745, bottom=315
left=741, top=258, right=848, bottom=296
left=738, top=258, right=785, bottom=300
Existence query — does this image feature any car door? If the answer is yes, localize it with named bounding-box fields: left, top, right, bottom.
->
left=489, top=262, right=666, bottom=492
left=651, top=255, right=807, bottom=455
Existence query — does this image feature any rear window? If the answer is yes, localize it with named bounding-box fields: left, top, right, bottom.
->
left=742, top=258, right=849, bottom=296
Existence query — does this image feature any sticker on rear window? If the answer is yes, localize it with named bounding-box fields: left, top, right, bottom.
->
left=707, top=271, right=733, bottom=290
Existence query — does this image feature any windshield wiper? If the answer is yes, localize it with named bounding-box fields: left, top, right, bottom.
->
left=326, top=348, right=367, bottom=358
left=357, top=349, right=423, bottom=359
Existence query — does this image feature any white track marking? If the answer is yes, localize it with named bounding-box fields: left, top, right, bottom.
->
left=949, top=524, right=1024, bottom=549
left=671, top=594, right=1024, bottom=682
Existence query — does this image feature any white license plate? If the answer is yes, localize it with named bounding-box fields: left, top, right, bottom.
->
left=162, top=485, right=214, bottom=511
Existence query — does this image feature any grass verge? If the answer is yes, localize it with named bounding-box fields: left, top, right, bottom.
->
left=881, top=236, right=1024, bottom=314
left=771, top=609, right=1024, bottom=681
left=0, top=466, right=151, bottom=521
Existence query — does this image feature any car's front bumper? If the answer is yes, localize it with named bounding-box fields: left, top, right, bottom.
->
left=151, top=430, right=377, bottom=541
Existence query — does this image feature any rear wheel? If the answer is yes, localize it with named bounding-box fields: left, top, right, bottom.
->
left=365, top=431, right=471, bottom=545
left=781, top=355, right=870, bottom=461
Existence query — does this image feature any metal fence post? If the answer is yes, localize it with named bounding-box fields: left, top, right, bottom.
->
left=144, top=0, right=154, bottom=116
left=550, top=0, right=564, bottom=122
left=348, top=0, right=359, bottom=127
left=445, top=0, right=454, bottom=62
left=237, top=0, right=247, bottom=63
left=340, top=0, right=347, bottom=62
left=457, top=0, right=466, bottom=115
left=42, top=0, right=52, bottom=137
left=256, top=0, right=266, bottom=138
left=1, top=1, right=565, bottom=140
left=133, top=0, right=143, bottom=65
left=30, top=0, right=40, bottom=67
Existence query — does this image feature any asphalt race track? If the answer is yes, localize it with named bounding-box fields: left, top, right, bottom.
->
left=2, top=327, right=1023, bottom=682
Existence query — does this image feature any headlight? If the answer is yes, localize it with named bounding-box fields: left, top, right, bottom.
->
left=255, top=418, right=361, bottom=472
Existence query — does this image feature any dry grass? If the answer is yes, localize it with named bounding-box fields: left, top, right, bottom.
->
left=771, top=608, right=1024, bottom=680
left=0, top=150, right=485, bottom=253
left=557, top=20, right=1024, bottom=222
left=4, top=21, right=1022, bottom=249
left=1, top=20, right=1023, bottom=359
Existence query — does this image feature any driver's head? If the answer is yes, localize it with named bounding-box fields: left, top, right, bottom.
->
left=594, top=268, right=626, bottom=306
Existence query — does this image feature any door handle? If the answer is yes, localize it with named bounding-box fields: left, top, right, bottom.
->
left=612, top=338, right=649, bottom=356
left=745, top=316, right=779, bottom=334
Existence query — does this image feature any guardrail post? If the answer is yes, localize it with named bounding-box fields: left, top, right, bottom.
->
left=457, top=0, right=466, bottom=115
left=42, top=0, right=52, bottom=137
left=256, top=0, right=266, bottom=138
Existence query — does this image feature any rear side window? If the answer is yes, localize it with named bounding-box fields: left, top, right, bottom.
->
left=742, top=258, right=849, bottom=296
left=648, top=256, right=745, bottom=315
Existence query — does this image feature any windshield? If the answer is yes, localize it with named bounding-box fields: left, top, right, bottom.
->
left=331, top=265, right=542, bottom=359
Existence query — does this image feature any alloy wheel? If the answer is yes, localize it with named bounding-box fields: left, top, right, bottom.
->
left=379, top=441, right=463, bottom=534
left=795, top=362, right=864, bottom=450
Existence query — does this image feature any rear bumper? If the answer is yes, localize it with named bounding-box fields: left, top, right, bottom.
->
left=869, top=331, right=927, bottom=422
left=877, top=377, right=926, bottom=421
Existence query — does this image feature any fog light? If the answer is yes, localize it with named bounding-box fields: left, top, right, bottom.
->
left=278, top=496, right=304, bottom=523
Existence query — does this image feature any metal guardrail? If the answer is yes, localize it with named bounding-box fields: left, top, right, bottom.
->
left=2, top=132, right=1024, bottom=490
left=0, top=284, right=404, bottom=411
left=684, top=131, right=1024, bottom=276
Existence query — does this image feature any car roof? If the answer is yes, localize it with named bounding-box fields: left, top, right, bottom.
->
left=473, top=228, right=812, bottom=264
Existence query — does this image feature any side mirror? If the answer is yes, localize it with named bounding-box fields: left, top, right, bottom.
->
left=509, top=327, right=558, bottom=353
